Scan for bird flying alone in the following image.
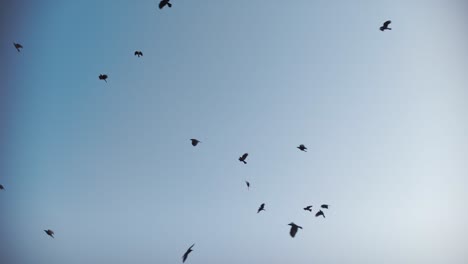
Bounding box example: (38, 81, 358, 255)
(190, 139, 201, 146)
(134, 51, 143, 57)
(159, 0, 172, 9)
(321, 204, 329, 209)
(257, 203, 265, 213)
(297, 144, 307, 152)
(315, 210, 325, 218)
(303, 205, 313, 212)
(99, 74, 108, 82)
(239, 153, 248, 164)
(44, 229, 54, 238)
(380, 20, 392, 31)
(13, 43, 23, 52)
(182, 244, 194, 263)
(288, 223, 302, 238)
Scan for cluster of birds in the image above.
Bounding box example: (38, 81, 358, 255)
(3, 1, 395, 262)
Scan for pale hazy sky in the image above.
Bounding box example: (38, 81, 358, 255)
(1, 1, 468, 263)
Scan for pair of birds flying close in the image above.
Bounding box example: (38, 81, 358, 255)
(304, 204, 329, 218)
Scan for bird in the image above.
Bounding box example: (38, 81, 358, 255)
(190, 139, 201, 146)
(297, 144, 307, 152)
(321, 204, 329, 209)
(99, 74, 108, 82)
(257, 203, 265, 213)
(239, 153, 248, 164)
(315, 210, 325, 218)
(182, 244, 194, 263)
(134, 51, 143, 57)
(303, 205, 313, 212)
(44, 229, 54, 238)
(245, 181, 250, 190)
(380, 20, 392, 31)
(288, 222, 302, 238)
(0, 184, 4, 190)
(13, 42, 23, 52)
(159, 0, 172, 9)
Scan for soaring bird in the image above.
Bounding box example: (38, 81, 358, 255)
(44, 229, 54, 238)
(303, 205, 313, 212)
(257, 203, 265, 213)
(239, 153, 248, 164)
(321, 204, 329, 209)
(245, 181, 250, 190)
(288, 223, 302, 238)
(13, 43, 23, 52)
(190, 139, 201, 146)
(99, 74, 108, 82)
(315, 210, 325, 218)
(182, 244, 194, 263)
(159, 0, 172, 9)
(0, 184, 4, 190)
(380, 20, 392, 31)
(297, 144, 307, 152)
(134, 51, 143, 57)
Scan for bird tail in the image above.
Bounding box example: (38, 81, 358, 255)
(167, 3, 172, 7)
(104, 79, 107, 83)
(243, 160, 247, 164)
(388, 28, 392, 30)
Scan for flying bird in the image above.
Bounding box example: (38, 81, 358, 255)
(245, 181, 250, 190)
(321, 204, 329, 209)
(257, 203, 265, 213)
(0, 184, 4, 190)
(99, 74, 108, 82)
(303, 205, 313, 212)
(182, 244, 194, 263)
(159, 0, 172, 9)
(13, 43, 23, 52)
(380, 20, 392, 31)
(134, 51, 143, 57)
(315, 210, 325, 218)
(239, 153, 248, 164)
(288, 222, 302, 238)
(297, 144, 307, 152)
(190, 139, 201, 146)
(44, 229, 54, 238)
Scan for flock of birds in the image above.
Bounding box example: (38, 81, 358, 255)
(3, 1, 394, 262)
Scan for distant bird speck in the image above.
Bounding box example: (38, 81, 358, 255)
(134, 51, 143, 57)
(44, 229, 54, 238)
(257, 203, 265, 213)
(321, 204, 329, 209)
(303, 205, 313, 212)
(380, 20, 392, 31)
(297, 144, 307, 152)
(13, 43, 23, 52)
(190, 139, 201, 146)
(239, 153, 248, 164)
(182, 244, 194, 263)
(245, 181, 250, 190)
(159, 0, 172, 9)
(0, 184, 4, 190)
(99, 74, 108, 82)
(315, 210, 325, 218)
(288, 222, 302, 238)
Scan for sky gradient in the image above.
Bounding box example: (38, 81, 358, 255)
(1, 0, 468, 263)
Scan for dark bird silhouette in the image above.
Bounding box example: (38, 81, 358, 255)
(288, 222, 302, 238)
(159, 0, 172, 9)
(257, 203, 265, 213)
(44, 229, 54, 238)
(297, 144, 307, 152)
(245, 180, 250, 190)
(239, 153, 248, 164)
(13, 43, 23, 52)
(315, 210, 325, 218)
(190, 139, 201, 146)
(99, 74, 108, 82)
(380, 20, 392, 31)
(303, 205, 313, 212)
(0, 184, 4, 190)
(134, 51, 143, 57)
(321, 204, 329, 209)
(182, 244, 194, 263)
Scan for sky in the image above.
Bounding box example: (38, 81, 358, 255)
(1, 0, 468, 263)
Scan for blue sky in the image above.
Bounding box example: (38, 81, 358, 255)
(1, 0, 468, 263)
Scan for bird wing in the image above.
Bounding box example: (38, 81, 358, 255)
(242, 153, 248, 159)
(290, 226, 298, 237)
(384, 20, 391, 27)
(134, 51, 138, 55)
(159, 1, 165, 9)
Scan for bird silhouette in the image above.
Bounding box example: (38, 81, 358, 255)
(44, 229, 54, 238)
(315, 210, 325, 218)
(257, 203, 265, 213)
(0, 184, 4, 190)
(134, 51, 143, 57)
(239, 153, 248, 164)
(380, 20, 392, 31)
(182, 244, 194, 263)
(99, 74, 108, 82)
(297, 144, 307, 152)
(288, 223, 302, 238)
(190, 139, 201, 146)
(13, 43, 23, 52)
(303, 205, 313, 212)
(321, 204, 329, 209)
(245, 181, 250, 190)
(159, 0, 172, 9)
